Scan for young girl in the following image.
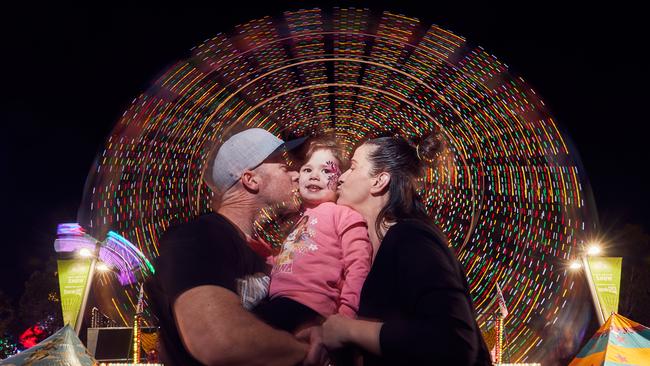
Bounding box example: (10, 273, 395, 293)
(254, 137, 373, 333)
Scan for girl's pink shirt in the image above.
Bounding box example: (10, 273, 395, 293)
(269, 201, 372, 318)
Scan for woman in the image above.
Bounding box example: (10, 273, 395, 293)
(309, 133, 492, 365)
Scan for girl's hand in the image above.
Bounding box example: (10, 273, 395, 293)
(321, 314, 353, 349)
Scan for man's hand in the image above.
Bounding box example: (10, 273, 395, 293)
(296, 326, 329, 366)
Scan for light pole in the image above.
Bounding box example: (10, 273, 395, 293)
(75, 242, 100, 334)
(571, 242, 605, 326)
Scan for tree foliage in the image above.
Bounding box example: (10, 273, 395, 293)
(614, 224, 650, 325)
(16, 256, 63, 337)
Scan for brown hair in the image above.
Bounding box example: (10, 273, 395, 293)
(363, 131, 444, 241)
(302, 134, 350, 171)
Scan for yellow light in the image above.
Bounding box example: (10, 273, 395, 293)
(96, 262, 110, 272)
(587, 244, 602, 256)
(569, 261, 582, 270)
(78, 248, 93, 258)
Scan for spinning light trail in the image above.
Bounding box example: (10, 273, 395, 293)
(77, 8, 596, 362)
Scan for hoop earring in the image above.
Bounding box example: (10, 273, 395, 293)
(416, 144, 435, 163)
(416, 144, 424, 161)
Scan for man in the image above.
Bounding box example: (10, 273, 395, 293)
(147, 128, 311, 365)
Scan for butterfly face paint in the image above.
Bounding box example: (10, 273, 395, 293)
(325, 160, 342, 191)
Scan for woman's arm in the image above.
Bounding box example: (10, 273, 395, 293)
(321, 314, 383, 355)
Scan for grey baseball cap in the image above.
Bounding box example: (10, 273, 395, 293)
(206, 128, 306, 193)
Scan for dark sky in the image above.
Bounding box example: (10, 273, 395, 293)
(1, 2, 647, 301)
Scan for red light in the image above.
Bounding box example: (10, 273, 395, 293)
(19, 325, 45, 349)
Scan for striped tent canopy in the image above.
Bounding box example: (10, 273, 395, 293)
(0, 325, 97, 366)
(569, 313, 650, 366)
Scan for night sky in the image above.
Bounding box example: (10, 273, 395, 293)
(1, 2, 647, 305)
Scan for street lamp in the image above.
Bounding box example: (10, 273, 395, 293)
(579, 241, 606, 325)
(78, 248, 93, 258)
(95, 262, 111, 272)
(587, 244, 602, 256)
(569, 261, 583, 271)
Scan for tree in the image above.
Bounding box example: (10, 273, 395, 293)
(614, 224, 650, 325)
(0, 291, 18, 358)
(0, 291, 14, 337)
(16, 255, 63, 338)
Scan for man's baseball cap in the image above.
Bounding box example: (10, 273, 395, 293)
(206, 128, 306, 193)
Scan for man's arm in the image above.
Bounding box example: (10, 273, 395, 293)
(174, 285, 307, 366)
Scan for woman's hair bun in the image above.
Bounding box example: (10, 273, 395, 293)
(414, 130, 443, 164)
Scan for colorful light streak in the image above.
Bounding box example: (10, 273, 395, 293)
(54, 224, 154, 285)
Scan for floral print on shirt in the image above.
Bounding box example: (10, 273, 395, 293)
(272, 215, 318, 273)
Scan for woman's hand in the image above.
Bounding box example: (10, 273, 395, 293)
(321, 314, 354, 349)
(322, 315, 384, 356)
